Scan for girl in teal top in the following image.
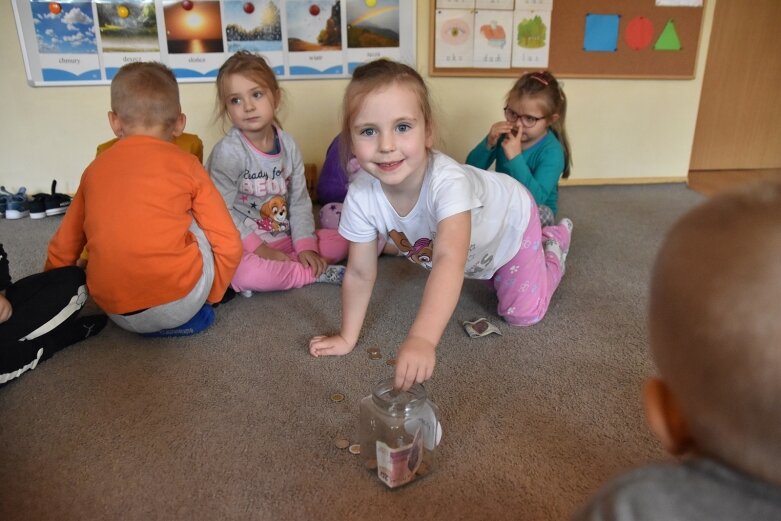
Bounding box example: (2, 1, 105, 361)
(466, 71, 572, 226)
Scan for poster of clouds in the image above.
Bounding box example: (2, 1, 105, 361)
(12, 0, 415, 86)
(32, 1, 98, 54)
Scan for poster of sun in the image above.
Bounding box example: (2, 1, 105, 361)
(12, 0, 415, 85)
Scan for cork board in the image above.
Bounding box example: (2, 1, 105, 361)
(430, 0, 705, 79)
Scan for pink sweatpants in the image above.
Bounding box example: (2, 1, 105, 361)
(231, 229, 348, 292)
(492, 204, 571, 326)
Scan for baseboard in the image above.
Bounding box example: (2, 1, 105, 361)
(560, 176, 687, 187)
(687, 168, 781, 196)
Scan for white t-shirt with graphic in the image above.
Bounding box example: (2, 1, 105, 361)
(340, 151, 532, 279)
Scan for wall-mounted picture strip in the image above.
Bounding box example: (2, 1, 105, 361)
(12, 0, 415, 86)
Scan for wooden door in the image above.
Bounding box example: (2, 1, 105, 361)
(688, 0, 781, 192)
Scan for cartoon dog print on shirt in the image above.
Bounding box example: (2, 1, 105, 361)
(389, 230, 434, 270)
(256, 195, 290, 234)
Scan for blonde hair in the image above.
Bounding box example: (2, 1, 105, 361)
(340, 58, 436, 166)
(649, 182, 781, 485)
(507, 70, 572, 178)
(110, 62, 181, 130)
(214, 51, 282, 131)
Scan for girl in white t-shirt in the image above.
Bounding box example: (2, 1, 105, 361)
(309, 59, 573, 391)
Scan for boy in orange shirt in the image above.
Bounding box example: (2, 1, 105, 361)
(45, 62, 242, 336)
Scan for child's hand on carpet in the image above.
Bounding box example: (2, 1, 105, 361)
(309, 335, 355, 357)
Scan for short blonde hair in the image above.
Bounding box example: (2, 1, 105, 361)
(649, 182, 781, 485)
(110, 62, 181, 130)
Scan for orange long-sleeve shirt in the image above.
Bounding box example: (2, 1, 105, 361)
(45, 135, 242, 314)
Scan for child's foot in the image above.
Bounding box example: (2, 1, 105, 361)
(54, 314, 108, 349)
(141, 304, 215, 338)
(558, 217, 573, 261)
(559, 217, 573, 234)
(239, 290, 253, 298)
(36, 314, 108, 362)
(316, 265, 346, 285)
(543, 239, 566, 274)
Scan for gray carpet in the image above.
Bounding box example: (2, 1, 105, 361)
(0, 184, 704, 521)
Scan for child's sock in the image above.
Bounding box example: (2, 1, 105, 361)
(543, 239, 566, 274)
(141, 304, 215, 338)
(558, 217, 574, 261)
(239, 290, 253, 298)
(316, 265, 346, 285)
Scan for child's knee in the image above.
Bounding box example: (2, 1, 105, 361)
(498, 297, 549, 327)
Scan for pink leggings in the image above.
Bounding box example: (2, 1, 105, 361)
(231, 229, 348, 292)
(492, 204, 571, 326)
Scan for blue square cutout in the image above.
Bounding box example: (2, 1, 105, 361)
(584, 14, 620, 52)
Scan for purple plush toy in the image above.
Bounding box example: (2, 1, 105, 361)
(319, 202, 343, 230)
(316, 135, 361, 205)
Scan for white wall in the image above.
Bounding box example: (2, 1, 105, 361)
(0, 2, 715, 195)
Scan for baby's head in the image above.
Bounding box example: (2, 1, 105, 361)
(648, 182, 781, 485)
(109, 62, 182, 139)
(215, 51, 281, 130)
(340, 59, 436, 165)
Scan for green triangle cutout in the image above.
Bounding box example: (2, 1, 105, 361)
(655, 19, 681, 51)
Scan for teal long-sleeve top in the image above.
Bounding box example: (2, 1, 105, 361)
(465, 130, 565, 215)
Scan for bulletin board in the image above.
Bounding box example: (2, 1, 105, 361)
(431, 0, 705, 79)
(12, 0, 415, 86)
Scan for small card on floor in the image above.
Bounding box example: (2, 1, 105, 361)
(462, 318, 502, 338)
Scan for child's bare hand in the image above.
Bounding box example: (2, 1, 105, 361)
(298, 250, 327, 278)
(0, 294, 12, 324)
(254, 243, 289, 262)
(488, 121, 514, 149)
(309, 335, 355, 357)
(500, 121, 523, 160)
(394, 336, 436, 392)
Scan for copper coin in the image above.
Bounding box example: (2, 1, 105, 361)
(330, 392, 345, 402)
(334, 438, 350, 449)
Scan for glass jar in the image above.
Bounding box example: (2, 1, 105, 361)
(358, 378, 442, 488)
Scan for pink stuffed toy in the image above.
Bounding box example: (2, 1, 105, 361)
(319, 202, 343, 230)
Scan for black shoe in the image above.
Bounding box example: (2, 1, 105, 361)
(29, 180, 71, 219)
(29, 193, 47, 219)
(44, 180, 71, 216)
(213, 286, 236, 308)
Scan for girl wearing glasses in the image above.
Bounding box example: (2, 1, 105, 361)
(309, 59, 573, 391)
(466, 71, 572, 227)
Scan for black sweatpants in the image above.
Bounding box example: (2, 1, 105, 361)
(0, 266, 103, 386)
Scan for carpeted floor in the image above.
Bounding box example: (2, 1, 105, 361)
(0, 184, 704, 521)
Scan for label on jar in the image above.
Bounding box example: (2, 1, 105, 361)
(375, 428, 423, 488)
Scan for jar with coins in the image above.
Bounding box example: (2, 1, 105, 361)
(358, 378, 442, 488)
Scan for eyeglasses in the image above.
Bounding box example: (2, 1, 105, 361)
(503, 106, 545, 128)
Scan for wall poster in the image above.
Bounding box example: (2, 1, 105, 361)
(12, 0, 416, 86)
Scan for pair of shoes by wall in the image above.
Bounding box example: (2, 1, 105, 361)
(29, 180, 71, 219)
